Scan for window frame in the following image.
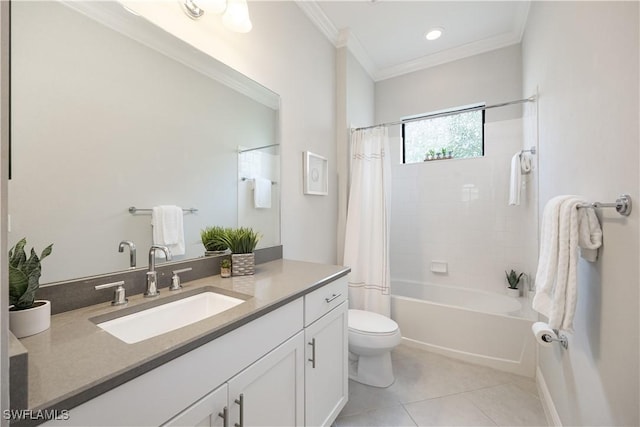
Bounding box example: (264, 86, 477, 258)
(401, 105, 486, 164)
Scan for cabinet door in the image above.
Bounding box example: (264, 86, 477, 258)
(163, 384, 228, 427)
(228, 332, 305, 427)
(305, 301, 348, 427)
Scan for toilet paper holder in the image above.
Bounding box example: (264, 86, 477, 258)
(541, 331, 569, 349)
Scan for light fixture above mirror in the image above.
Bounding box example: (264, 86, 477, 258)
(181, 0, 252, 33)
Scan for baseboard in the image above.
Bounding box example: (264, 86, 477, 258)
(536, 365, 562, 426)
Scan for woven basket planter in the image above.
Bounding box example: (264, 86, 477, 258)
(231, 253, 255, 276)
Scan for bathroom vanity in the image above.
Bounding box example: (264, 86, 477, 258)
(13, 260, 349, 427)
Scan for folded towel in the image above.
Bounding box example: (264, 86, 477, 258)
(578, 207, 603, 262)
(508, 153, 522, 205)
(532, 196, 601, 331)
(253, 176, 272, 209)
(151, 205, 185, 257)
(509, 152, 534, 206)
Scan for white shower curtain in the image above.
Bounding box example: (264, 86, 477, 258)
(344, 126, 392, 317)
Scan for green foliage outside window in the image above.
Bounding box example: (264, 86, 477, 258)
(403, 109, 484, 164)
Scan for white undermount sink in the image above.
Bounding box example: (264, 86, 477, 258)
(96, 291, 244, 344)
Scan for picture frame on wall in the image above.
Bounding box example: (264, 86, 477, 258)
(303, 151, 328, 195)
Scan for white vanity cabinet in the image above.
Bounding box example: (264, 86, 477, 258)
(303, 278, 349, 427)
(227, 332, 304, 426)
(42, 274, 349, 427)
(164, 332, 305, 427)
(163, 384, 228, 427)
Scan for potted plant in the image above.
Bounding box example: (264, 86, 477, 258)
(220, 227, 261, 276)
(220, 258, 231, 278)
(505, 269, 524, 297)
(425, 149, 436, 161)
(201, 226, 232, 255)
(9, 238, 53, 338)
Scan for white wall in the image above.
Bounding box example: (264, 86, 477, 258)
(336, 47, 375, 263)
(376, 44, 523, 124)
(376, 45, 537, 291)
(522, 2, 639, 425)
(124, 0, 338, 264)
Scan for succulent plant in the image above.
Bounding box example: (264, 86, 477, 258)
(505, 269, 524, 289)
(9, 238, 53, 310)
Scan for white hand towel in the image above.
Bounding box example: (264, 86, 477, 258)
(151, 205, 185, 256)
(508, 153, 522, 206)
(520, 153, 532, 174)
(578, 208, 602, 262)
(253, 177, 272, 209)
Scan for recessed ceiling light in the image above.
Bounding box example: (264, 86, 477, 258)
(425, 28, 444, 41)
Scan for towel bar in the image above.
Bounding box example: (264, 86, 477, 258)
(241, 177, 278, 185)
(577, 194, 631, 216)
(520, 146, 536, 155)
(128, 207, 198, 214)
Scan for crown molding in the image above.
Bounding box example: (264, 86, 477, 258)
(373, 31, 522, 81)
(296, 0, 528, 83)
(295, 1, 339, 44)
(337, 29, 377, 79)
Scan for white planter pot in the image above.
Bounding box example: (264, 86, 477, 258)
(9, 300, 51, 338)
(506, 288, 520, 298)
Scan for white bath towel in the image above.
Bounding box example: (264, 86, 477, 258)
(253, 176, 272, 209)
(532, 196, 594, 331)
(151, 205, 185, 257)
(508, 153, 522, 205)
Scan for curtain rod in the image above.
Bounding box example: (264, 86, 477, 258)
(351, 95, 536, 133)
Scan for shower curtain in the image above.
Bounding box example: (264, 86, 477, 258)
(344, 126, 392, 317)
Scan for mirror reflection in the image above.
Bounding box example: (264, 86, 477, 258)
(9, 1, 281, 284)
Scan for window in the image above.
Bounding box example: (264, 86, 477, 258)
(402, 106, 485, 164)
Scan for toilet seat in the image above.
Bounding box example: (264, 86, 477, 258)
(348, 309, 399, 335)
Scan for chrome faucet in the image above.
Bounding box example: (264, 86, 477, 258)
(145, 245, 172, 298)
(118, 240, 137, 268)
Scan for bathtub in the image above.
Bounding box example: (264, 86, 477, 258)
(390, 280, 537, 377)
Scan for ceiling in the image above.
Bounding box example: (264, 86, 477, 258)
(296, 1, 531, 81)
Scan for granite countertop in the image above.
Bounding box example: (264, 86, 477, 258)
(16, 259, 350, 413)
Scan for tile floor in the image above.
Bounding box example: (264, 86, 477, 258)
(335, 344, 547, 427)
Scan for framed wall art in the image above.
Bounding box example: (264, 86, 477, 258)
(303, 151, 328, 195)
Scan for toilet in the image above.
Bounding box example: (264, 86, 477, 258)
(348, 309, 402, 388)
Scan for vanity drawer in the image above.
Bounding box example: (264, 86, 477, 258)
(304, 276, 348, 326)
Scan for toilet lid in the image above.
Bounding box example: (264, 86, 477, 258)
(348, 309, 398, 334)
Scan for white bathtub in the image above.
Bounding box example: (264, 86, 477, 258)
(390, 280, 537, 377)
